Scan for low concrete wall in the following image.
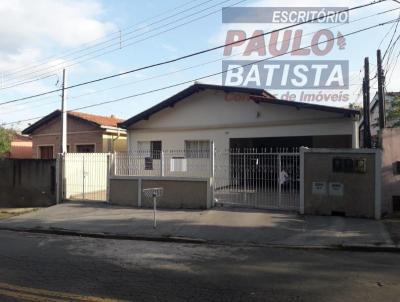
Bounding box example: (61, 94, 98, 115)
(301, 148, 380, 219)
(109, 176, 211, 209)
(0, 158, 56, 207)
(381, 128, 400, 215)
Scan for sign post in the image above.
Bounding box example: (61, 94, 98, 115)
(143, 187, 164, 228)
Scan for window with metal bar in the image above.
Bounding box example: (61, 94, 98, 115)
(184, 140, 210, 158)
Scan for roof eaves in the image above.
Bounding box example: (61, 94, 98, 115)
(22, 110, 110, 135)
(250, 96, 360, 116)
(119, 84, 274, 128)
(22, 110, 60, 135)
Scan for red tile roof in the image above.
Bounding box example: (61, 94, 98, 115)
(69, 111, 123, 127)
(22, 110, 125, 134)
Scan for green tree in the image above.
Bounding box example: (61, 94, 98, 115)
(0, 127, 14, 156)
(386, 96, 400, 127)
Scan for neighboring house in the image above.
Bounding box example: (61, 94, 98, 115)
(22, 110, 127, 159)
(370, 92, 400, 135)
(359, 91, 400, 146)
(381, 128, 400, 215)
(119, 83, 360, 153)
(7, 134, 32, 159)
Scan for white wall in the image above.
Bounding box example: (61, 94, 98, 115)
(128, 89, 358, 151)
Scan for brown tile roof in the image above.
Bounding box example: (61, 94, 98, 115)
(68, 111, 123, 127)
(22, 110, 124, 134)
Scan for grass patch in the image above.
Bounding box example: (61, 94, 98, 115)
(0, 208, 40, 220)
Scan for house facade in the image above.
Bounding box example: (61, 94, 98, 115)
(119, 84, 360, 153)
(381, 128, 400, 215)
(23, 110, 127, 159)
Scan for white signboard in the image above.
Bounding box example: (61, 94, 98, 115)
(170, 158, 187, 172)
(329, 182, 344, 196)
(312, 182, 327, 195)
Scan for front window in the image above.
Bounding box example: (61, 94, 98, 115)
(76, 144, 95, 153)
(185, 140, 210, 158)
(138, 140, 162, 159)
(39, 146, 53, 159)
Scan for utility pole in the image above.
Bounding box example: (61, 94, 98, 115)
(362, 57, 372, 148)
(61, 69, 67, 153)
(377, 49, 386, 130)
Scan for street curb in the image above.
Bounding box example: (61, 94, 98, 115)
(0, 227, 207, 245)
(0, 226, 399, 253)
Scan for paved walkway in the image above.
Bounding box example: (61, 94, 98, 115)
(0, 202, 395, 248)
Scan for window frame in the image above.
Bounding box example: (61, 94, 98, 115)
(137, 140, 162, 159)
(37, 145, 54, 159)
(75, 143, 96, 153)
(184, 140, 210, 159)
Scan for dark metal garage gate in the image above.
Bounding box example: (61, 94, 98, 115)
(213, 148, 300, 210)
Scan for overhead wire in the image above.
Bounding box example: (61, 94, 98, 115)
(0, 0, 389, 107)
(2, 16, 398, 126)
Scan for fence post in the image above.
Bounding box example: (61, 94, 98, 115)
(82, 154, 85, 200)
(160, 151, 164, 177)
(113, 151, 117, 176)
(138, 178, 142, 207)
(299, 147, 305, 214)
(56, 153, 62, 204)
(278, 153, 282, 208)
(106, 153, 111, 203)
(244, 150, 247, 204)
(210, 141, 215, 207)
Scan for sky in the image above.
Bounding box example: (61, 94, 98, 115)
(0, 0, 399, 130)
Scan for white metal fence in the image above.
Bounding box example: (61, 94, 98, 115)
(60, 149, 300, 210)
(114, 150, 211, 178)
(112, 148, 300, 210)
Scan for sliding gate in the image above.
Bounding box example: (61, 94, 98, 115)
(214, 150, 300, 210)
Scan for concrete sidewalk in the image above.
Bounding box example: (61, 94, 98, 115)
(0, 202, 395, 249)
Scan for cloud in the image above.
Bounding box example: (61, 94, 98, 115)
(0, 0, 120, 128)
(0, 0, 115, 52)
(0, 0, 116, 74)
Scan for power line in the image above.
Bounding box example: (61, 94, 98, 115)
(2, 17, 397, 127)
(385, 34, 400, 84)
(0, 0, 389, 107)
(0, 0, 241, 91)
(5, 4, 395, 115)
(1, 0, 238, 87)
(1, 0, 211, 78)
(73, 19, 399, 111)
(383, 10, 400, 59)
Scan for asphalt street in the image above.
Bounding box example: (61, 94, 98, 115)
(0, 230, 399, 302)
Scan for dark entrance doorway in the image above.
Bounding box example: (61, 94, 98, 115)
(230, 135, 352, 151)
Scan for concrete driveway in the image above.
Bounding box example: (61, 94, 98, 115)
(0, 202, 394, 248)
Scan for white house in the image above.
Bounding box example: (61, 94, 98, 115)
(119, 83, 360, 152)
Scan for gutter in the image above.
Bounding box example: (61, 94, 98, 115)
(100, 125, 127, 135)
